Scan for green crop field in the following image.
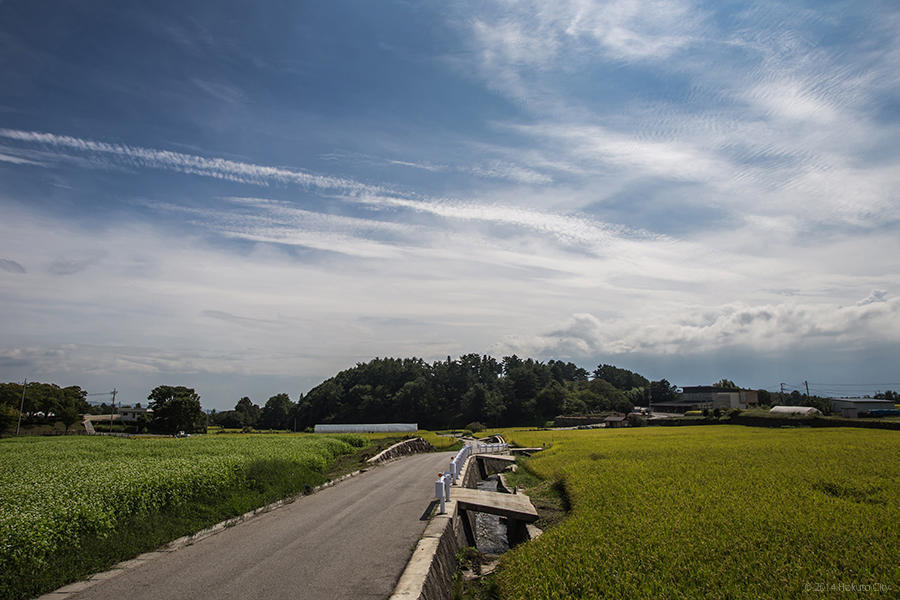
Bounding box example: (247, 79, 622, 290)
(492, 426, 898, 599)
(0, 434, 364, 599)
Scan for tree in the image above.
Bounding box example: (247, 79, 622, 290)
(649, 379, 679, 404)
(148, 386, 205, 434)
(593, 364, 649, 391)
(58, 402, 80, 433)
(713, 378, 737, 389)
(0, 405, 18, 434)
(235, 397, 261, 428)
(211, 410, 245, 429)
(260, 393, 295, 430)
(535, 382, 566, 423)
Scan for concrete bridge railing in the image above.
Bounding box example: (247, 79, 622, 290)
(434, 442, 508, 514)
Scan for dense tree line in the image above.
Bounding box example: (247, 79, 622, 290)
(8, 359, 829, 435)
(0, 381, 89, 432)
(292, 354, 650, 429)
(208, 393, 297, 430)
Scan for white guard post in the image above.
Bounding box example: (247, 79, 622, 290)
(435, 474, 446, 514)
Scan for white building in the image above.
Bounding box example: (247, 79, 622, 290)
(770, 405, 821, 416)
(313, 423, 417, 433)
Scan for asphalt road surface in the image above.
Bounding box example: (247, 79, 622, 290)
(68, 451, 454, 600)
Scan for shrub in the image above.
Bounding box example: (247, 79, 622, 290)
(626, 414, 647, 427)
(465, 421, 485, 433)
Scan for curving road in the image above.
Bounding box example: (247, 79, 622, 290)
(66, 451, 453, 600)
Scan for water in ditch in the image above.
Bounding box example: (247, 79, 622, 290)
(473, 475, 510, 554)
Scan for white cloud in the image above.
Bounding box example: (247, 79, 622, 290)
(0, 151, 43, 166)
(0, 128, 381, 194)
(468, 161, 553, 184)
(471, 0, 698, 68)
(504, 295, 900, 359)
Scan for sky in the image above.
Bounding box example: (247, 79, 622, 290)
(1, 0, 899, 410)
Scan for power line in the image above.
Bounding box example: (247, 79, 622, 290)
(808, 382, 900, 386)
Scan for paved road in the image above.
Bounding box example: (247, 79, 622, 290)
(69, 451, 453, 600)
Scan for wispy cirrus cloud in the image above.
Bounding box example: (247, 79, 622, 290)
(0, 128, 381, 194)
(2, 128, 643, 250)
(451, 0, 900, 233)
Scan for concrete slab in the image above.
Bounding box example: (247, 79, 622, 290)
(474, 454, 516, 462)
(509, 447, 544, 454)
(452, 488, 538, 522)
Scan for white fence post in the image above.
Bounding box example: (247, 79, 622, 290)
(435, 476, 446, 514)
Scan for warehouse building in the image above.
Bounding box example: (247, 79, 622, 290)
(653, 386, 758, 414)
(829, 398, 894, 418)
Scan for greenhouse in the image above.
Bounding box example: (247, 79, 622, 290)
(313, 423, 418, 433)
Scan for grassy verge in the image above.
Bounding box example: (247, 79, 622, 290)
(0, 436, 397, 599)
(2, 431, 453, 599)
(502, 457, 569, 530)
(10, 458, 329, 599)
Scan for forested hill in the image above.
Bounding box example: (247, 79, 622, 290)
(295, 354, 653, 429)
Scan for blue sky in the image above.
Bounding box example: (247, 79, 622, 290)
(1, 0, 899, 409)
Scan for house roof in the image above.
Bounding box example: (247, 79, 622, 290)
(682, 386, 740, 393)
(604, 415, 627, 422)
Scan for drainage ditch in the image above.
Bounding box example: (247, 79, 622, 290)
(472, 475, 510, 554)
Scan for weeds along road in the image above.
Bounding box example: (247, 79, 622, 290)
(67, 451, 455, 600)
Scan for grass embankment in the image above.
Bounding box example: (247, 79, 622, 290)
(0, 434, 373, 600)
(488, 426, 898, 599)
(358, 429, 464, 451)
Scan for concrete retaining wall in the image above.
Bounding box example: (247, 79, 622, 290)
(553, 415, 607, 427)
(390, 455, 477, 600)
(367, 437, 435, 464)
(391, 450, 537, 600)
(479, 456, 515, 477)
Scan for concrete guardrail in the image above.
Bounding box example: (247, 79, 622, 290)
(434, 443, 508, 514)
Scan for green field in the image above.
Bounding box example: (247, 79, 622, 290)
(0, 434, 365, 599)
(492, 426, 898, 599)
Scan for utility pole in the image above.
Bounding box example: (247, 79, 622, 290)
(780, 383, 785, 404)
(804, 381, 810, 402)
(109, 388, 118, 433)
(15, 378, 26, 436)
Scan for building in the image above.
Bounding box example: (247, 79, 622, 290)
(770, 405, 821, 416)
(652, 386, 758, 414)
(604, 415, 627, 428)
(313, 423, 418, 433)
(681, 386, 758, 410)
(829, 398, 894, 418)
(118, 407, 152, 422)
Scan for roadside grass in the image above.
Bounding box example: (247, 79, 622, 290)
(354, 430, 464, 451)
(9, 458, 329, 599)
(0, 435, 366, 600)
(502, 458, 569, 531)
(1, 429, 455, 599)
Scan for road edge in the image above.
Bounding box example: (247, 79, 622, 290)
(36, 468, 367, 600)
